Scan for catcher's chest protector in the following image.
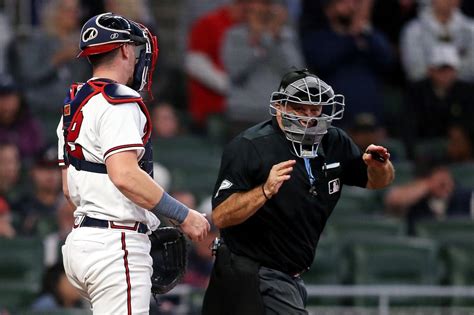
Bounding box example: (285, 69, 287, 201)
(62, 79, 154, 176)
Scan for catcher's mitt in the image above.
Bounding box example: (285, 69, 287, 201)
(149, 227, 187, 295)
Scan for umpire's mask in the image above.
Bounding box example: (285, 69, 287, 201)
(270, 69, 345, 158)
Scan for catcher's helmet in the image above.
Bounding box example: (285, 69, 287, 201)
(78, 13, 158, 93)
(270, 69, 345, 158)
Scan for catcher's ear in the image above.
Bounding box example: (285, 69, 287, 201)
(120, 44, 132, 60)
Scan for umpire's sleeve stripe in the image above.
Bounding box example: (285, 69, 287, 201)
(104, 144, 144, 160)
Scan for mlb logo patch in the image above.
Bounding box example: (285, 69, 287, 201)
(64, 104, 71, 116)
(328, 178, 340, 194)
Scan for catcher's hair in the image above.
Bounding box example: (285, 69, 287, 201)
(88, 48, 121, 69)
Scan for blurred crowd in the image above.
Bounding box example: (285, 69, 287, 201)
(0, 0, 474, 313)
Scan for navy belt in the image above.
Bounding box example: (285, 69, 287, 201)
(76, 216, 148, 234)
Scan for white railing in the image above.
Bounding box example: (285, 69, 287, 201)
(306, 285, 474, 315)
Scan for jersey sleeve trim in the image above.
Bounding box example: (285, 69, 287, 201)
(104, 143, 145, 160)
(58, 159, 65, 167)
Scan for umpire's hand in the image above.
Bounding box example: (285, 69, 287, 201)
(363, 144, 395, 189)
(263, 160, 296, 199)
(363, 144, 390, 167)
(181, 209, 210, 242)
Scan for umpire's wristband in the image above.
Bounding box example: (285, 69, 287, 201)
(151, 192, 189, 224)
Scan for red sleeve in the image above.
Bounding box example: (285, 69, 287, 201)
(189, 18, 213, 53)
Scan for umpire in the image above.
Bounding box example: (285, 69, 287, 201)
(202, 69, 395, 314)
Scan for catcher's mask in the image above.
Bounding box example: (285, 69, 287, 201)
(270, 69, 345, 158)
(78, 12, 158, 94)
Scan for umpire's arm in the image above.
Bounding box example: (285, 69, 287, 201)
(213, 160, 295, 228)
(363, 144, 395, 189)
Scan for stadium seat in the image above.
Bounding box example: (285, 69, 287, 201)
(445, 241, 474, 306)
(206, 114, 229, 145)
(153, 136, 222, 200)
(349, 237, 441, 306)
(413, 138, 448, 162)
(303, 237, 347, 285)
(153, 135, 222, 168)
(381, 138, 407, 162)
(330, 186, 380, 219)
(0, 237, 44, 310)
(391, 161, 415, 185)
(0, 286, 39, 312)
(303, 237, 348, 305)
(446, 242, 474, 285)
(449, 162, 474, 189)
(171, 164, 220, 201)
(415, 220, 474, 298)
(351, 237, 439, 284)
(415, 219, 474, 240)
(325, 216, 405, 240)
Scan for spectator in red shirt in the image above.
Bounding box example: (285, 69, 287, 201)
(185, 0, 246, 128)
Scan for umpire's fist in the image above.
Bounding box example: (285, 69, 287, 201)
(362, 144, 390, 168)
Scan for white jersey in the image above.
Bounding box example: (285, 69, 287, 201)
(57, 86, 159, 230)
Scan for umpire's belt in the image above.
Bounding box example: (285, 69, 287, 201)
(216, 239, 308, 279)
(75, 216, 148, 234)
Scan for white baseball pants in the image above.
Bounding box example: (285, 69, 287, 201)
(62, 227, 152, 314)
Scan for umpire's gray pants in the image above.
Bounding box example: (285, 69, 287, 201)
(259, 266, 308, 315)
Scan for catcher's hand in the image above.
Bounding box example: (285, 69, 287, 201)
(180, 209, 210, 241)
(149, 227, 187, 295)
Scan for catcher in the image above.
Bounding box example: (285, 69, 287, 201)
(202, 69, 394, 314)
(57, 13, 209, 314)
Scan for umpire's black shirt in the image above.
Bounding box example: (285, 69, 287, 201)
(212, 118, 368, 275)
